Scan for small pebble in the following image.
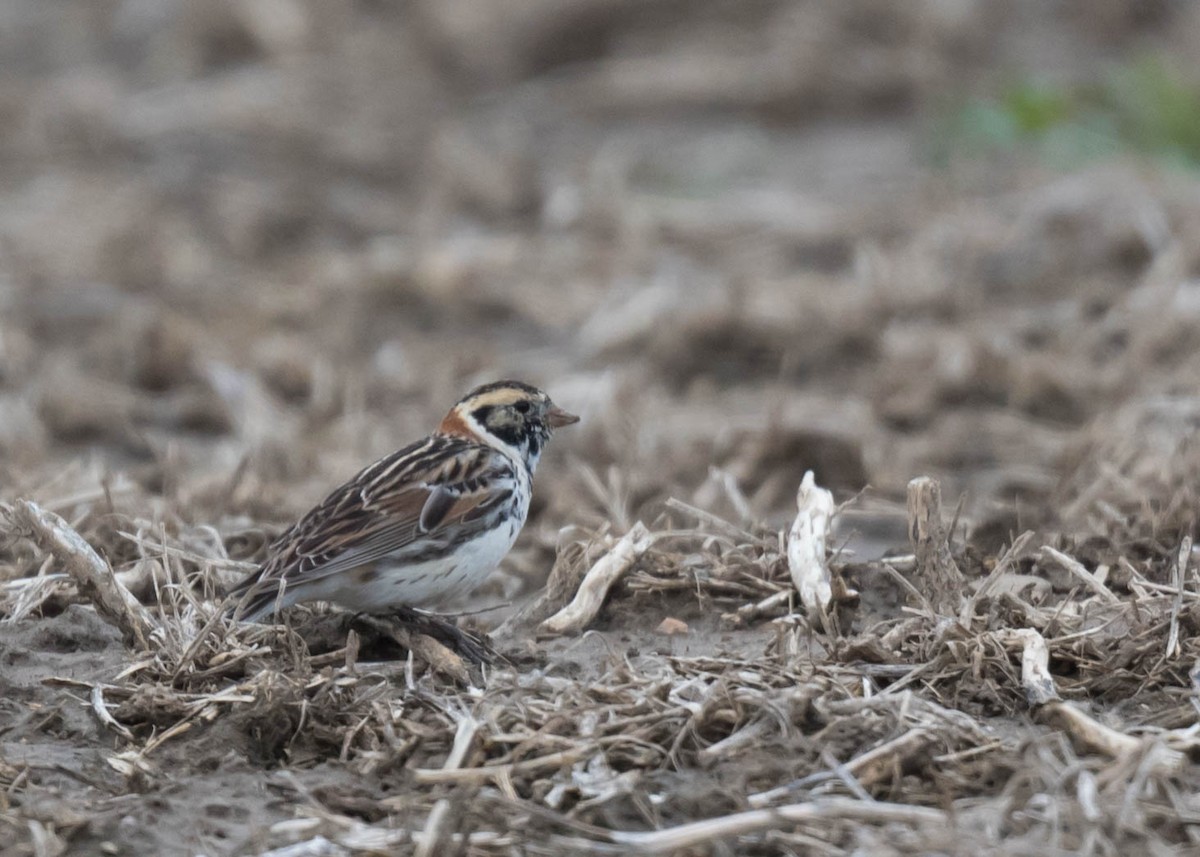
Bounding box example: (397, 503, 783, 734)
(655, 617, 688, 636)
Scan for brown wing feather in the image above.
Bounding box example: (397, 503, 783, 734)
(227, 435, 514, 614)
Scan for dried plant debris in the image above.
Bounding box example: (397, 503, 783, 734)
(5, 460, 1200, 856)
(1057, 395, 1200, 543)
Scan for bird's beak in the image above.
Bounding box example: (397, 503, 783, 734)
(546, 405, 580, 428)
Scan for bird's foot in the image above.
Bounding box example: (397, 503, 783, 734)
(350, 608, 500, 667)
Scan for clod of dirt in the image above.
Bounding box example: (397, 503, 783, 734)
(655, 617, 688, 635)
(115, 685, 195, 729)
(229, 672, 307, 765)
(29, 603, 123, 654)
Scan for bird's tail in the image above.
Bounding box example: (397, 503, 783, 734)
(222, 572, 284, 623)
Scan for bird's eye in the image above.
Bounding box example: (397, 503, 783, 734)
(513, 401, 531, 414)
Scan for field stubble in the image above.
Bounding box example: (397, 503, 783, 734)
(5, 2, 1200, 855)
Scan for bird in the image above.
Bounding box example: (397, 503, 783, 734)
(227, 380, 579, 626)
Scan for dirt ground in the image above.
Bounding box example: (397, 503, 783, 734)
(5, 2, 1200, 855)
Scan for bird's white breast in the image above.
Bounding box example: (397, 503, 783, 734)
(318, 461, 532, 611)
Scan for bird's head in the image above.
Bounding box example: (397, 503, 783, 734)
(438, 380, 579, 472)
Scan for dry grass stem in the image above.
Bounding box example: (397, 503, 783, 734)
(1043, 703, 1143, 760)
(1004, 628, 1060, 705)
(539, 522, 653, 635)
(844, 727, 935, 788)
(257, 837, 346, 857)
(1038, 546, 1120, 604)
(1166, 537, 1192, 659)
(961, 530, 1036, 623)
(725, 589, 793, 626)
(3, 499, 157, 648)
(597, 797, 948, 854)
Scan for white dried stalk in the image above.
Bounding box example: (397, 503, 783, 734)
(1038, 546, 1119, 604)
(1076, 770, 1102, 823)
(413, 748, 589, 785)
(257, 837, 347, 857)
(698, 721, 771, 764)
(1004, 629, 1182, 770)
(1047, 703, 1141, 759)
(1190, 657, 1200, 718)
(413, 804, 451, 857)
(787, 471, 834, 614)
(747, 726, 935, 809)
(5, 500, 157, 649)
(540, 522, 653, 636)
(598, 797, 947, 854)
(724, 590, 791, 626)
(90, 685, 135, 741)
(415, 714, 476, 857)
(844, 727, 934, 787)
(1003, 628, 1059, 706)
(2, 565, 67, 623)
(1166, 537, 1191, 660)
(443, 713, 479, 771)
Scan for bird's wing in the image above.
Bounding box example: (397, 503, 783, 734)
(229, 437, 517, 604)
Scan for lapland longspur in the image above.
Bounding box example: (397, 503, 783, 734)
(228, 381, 578, 624)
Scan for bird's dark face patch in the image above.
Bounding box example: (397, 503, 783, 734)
(472, 401, 545, 452)
(440, 381, 577, 473)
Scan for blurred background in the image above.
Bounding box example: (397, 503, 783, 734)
(4, 0, 1200, 572)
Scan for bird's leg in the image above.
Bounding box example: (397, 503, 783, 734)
(350, 607, 498, 666)
(390, 606, 499, 666)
